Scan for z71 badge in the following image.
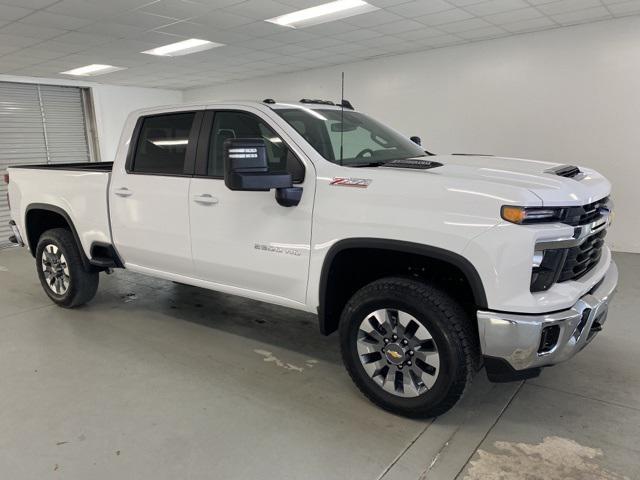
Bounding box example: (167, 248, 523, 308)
(330, 177, 372, 188)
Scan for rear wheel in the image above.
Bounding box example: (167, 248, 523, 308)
(36, 228, 99, 308)
(339, 277, 476, 417)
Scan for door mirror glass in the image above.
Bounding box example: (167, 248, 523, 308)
(224, 138, 293, 191)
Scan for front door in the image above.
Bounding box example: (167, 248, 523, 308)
(189, 108, 314, 305)
(110, 110, 202, 276)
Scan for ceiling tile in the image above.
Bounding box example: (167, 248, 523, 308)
(608, 0, 640, 16)
(19, 10, 96, 29)
(369, 0, 420, 6)
(12, 46, 68, 60)
(113, 11, 181, 29)
(414, 33, 465, 47)
(447, 0, 484, 6)
(358, 34, 405, 47)
(0, 0, 58, 7)
(483, 7, 544, 25)
(388, 0, 454, 17)
(395, 25, 447, 40)
(196, 9, 255, 28)
(223, 0, 294, 19)
(303, 20, 356, 35)
(464, 0, 529, 16)
(0, 33, 42, 48)
(340, 9, 404, 27)
(333, 28, 384, 42)
(415, 8, 475, 26)
(537, 0, 602, 15)
(551, 6, 611, 24)
(77, 22, 147, 38)
(137, 0, 213, 20)
(53, 31, 118, 47)
(502, 16, 556, 32)
(263, 29, 319, 44)
(438, 17, 493, 33)
(457, 24, 507, 39)
(44, 0, 124, 20)
(0, 21, 67, 40)
(0, 4, 33, 21)
(371, 18, 427, 34)
(295, 36, 344, 48)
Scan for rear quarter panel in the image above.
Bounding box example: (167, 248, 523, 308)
(8, 167, 111, 258)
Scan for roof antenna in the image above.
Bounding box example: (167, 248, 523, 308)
(340, 71, 344, 166)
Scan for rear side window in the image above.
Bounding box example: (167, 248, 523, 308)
(132, 113, 195, 175)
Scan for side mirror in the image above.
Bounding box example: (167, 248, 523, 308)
(223, 138, 303, 207)
(410, 136, 421, 146)
(224, 138, 292, 191)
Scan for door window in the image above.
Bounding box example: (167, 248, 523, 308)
(207, 111, 304, 182)
(132, 112, 195, 175)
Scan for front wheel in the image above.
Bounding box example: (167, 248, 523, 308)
(36, 228, 99, 308)
(339, 277, 477, 417)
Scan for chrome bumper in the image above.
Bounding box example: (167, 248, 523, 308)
(477, 260, 618, 371)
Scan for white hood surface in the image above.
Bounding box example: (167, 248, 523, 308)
(425, 154, 611, 206)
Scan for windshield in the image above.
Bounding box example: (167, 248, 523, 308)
(274, 107, 426, 166)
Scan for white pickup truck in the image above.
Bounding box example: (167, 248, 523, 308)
(6, 99, 617, 417)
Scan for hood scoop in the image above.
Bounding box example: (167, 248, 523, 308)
(545, 165, 584, 179)
(381, 158, 443, 170)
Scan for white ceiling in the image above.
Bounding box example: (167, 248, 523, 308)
(0, 0, 638, 89)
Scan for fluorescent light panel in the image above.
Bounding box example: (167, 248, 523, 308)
(61, 64, 126, 76)
(142, 38, 224, 57)
(265, 0, 378, 28)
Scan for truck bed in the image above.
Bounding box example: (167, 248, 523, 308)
(9, 162, 113, 172)
(7, 164, 113, 259)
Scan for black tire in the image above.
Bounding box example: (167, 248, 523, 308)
(35, 228, 99, 308)
(339, 277, 477, 418)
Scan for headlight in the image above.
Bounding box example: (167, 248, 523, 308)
(501, 206, 565, 224)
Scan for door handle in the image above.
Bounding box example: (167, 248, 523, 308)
(193, 193, 219, 205)
(114, 187, 133, 197)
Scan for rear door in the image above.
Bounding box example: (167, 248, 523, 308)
(188, 106, 314, 304)
(109, 109, 203, 276)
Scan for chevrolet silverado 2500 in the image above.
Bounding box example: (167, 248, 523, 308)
(6, 99, 617, 417)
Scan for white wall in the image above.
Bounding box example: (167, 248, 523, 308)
(0, 75, 182, 165)
(91, 84, 182, 162)
(185, 16, 640, 253)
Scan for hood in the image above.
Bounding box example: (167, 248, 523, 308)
(421, 154, 611, 206)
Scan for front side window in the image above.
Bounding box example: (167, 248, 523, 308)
(274, 107, 425, 166)
(208, 111, 304, 182)
(132, 112, 195, 175)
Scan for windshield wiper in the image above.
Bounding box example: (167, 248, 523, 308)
(349, 161, 390, 168)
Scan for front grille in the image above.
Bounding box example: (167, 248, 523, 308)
(563, 196, 609, 226)
(558, 229, 606, 282)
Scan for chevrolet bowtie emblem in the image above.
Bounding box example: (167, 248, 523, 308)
(387, 350, 402, 360)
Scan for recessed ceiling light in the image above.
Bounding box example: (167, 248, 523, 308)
(61, 64, 126, 76)
(265, 0, 378, 28)
(141, 38, 224, 57)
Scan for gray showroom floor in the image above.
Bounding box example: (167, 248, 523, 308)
(0, 247, 638, 480)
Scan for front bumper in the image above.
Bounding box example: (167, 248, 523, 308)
(477, 260, 618, 374)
